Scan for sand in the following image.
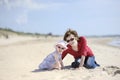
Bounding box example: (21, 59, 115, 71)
(0, 36, 120, 80)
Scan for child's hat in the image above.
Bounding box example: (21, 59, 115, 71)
(56, 40, 67, 49)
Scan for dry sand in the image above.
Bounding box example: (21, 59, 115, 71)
(0, 36, 120, 80)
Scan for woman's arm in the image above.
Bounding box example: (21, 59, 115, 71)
(79, 55, 85, 67)
(79, 37, 87, 56)
(62, 50, 68, 60)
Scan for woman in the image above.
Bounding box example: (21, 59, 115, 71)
(62, 29, 100, 69)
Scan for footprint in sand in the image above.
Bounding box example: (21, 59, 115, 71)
(102, 65, 120, 76)
(114, 70, 120, 76)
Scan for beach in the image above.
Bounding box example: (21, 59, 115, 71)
(0, 36, 120, 80)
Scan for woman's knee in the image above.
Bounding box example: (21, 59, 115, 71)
(71, 62, 80, 68)
(85, 62, 96, 69)
(85, 57, 96, 68)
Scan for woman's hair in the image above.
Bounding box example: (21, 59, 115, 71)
(63, 29, 79, 41)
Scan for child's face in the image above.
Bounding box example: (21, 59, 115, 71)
(56, 44, 66, 53)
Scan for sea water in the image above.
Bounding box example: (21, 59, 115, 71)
(108, 39, 120, 48)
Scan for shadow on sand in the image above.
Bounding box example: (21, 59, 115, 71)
(31, 65, 72, 73)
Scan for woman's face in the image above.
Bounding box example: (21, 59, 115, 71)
(66, 34, 77, 46)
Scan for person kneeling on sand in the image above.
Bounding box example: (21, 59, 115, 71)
(62, 29, 100, 69)
(39, 40, 67, 70)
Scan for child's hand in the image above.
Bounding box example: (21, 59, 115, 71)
(55, 67, 61, 70)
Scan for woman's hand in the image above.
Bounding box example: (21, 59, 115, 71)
(79, 55, 85, 67)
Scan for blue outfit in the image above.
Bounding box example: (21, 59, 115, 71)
(71, 56, 100, 69)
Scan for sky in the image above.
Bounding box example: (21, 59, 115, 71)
(0, 0, 120, 36)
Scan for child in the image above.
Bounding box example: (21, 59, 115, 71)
(39, 40, 67, 70)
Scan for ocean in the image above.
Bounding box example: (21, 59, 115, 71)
(108, 39, 120, 48)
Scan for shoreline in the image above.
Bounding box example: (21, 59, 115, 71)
(108, 39, 120, 48)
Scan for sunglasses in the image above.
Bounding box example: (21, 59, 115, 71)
(66, 38, 74, 43)
(57, 46, 65, 50)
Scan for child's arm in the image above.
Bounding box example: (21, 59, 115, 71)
(54, 54, 61, 70)
(60, 59, 64, 69)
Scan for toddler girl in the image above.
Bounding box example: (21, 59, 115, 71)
(39, 40, 67, 70)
